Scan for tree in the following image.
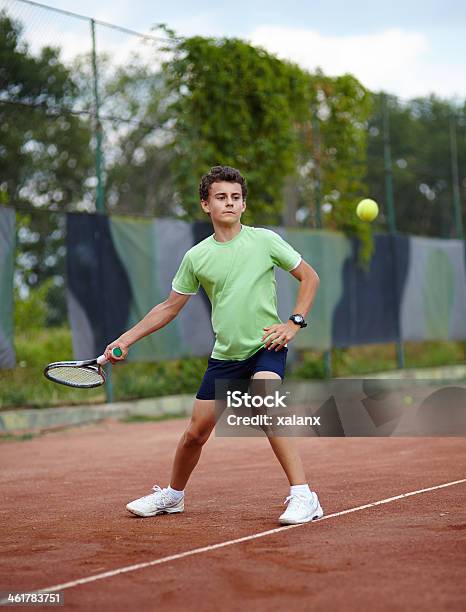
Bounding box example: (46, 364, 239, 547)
(0, 12, 93, 322)
(161, 35, 374, 259)
(0, 13, 93, 212)
(366, 94, 465, 238)
(101, 61, 177, 216)
(162, 35, 314, 225)
(305, 71, 373, 259)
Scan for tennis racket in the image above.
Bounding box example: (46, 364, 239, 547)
(44, 347, 123, 388)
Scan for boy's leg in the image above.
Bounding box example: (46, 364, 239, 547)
(251, 369, 323, 524)
(126, 398, 216, 517)
(170, 398, 216, 490)
(251, 370, 306, 485)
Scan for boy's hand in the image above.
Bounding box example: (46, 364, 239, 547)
(104, 340, 129, 363)
(261, 321, 300, 351)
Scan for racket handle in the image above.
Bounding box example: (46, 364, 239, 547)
(96, 347, 123, 365)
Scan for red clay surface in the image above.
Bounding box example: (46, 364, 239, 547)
(1, 418, 466, 611)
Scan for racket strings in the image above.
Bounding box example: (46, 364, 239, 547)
(46, 365, 104, 387)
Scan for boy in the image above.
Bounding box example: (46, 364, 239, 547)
(105, 166, 323, 525)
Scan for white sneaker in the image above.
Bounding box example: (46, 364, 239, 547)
(279, 491, 323, 525)
(126, 485, 184, 517)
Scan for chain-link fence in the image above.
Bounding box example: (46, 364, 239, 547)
(367, 93, 465, 239)
(0, 0, 177, 364)
(1, 0, 176, 218)
(2, 0, 465, 228)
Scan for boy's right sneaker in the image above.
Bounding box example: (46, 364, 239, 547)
(279, 491, 323, 525)
(126, 485, 184, 517)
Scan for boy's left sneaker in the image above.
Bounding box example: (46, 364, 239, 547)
(279, 491, 324, 525)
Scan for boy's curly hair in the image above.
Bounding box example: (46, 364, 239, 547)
(199, 166, 248, 201)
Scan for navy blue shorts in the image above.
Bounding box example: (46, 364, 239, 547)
(196, 347, 288, 400)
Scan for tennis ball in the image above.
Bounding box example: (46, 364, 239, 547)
(356, 198, 379, 222)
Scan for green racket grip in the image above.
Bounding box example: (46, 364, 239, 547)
(112, 347, 123, 358)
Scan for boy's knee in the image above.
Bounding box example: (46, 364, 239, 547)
(183, 426, 212, 448)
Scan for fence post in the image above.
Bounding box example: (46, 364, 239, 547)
(382, 93, 405, 370)
(312, 108, 332, 377)
(449, 113, 464, 240)
(91, 19, 105, 214)
(91, 19, 113, 403)
(448, 113, 466, 360)
(312, 111, 323, 230)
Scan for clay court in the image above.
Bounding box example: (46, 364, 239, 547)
(1, 418, 465, 611)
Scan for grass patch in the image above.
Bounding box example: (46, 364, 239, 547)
(0, 326, 206, 410)
(1, 327, 464, 409)
(290, 341, 465, 378)
(120, 412, 188, 423)
(0, 432, 35, 442)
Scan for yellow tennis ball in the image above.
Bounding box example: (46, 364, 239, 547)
(356, 198, 379, 222)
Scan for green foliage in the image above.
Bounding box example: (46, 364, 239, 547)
(366, 94, 465, 238)
(161, 35, 374, 260)
(120, 413, 187, 423)
(2, 12, 380, 264)
(0, 14, 93, 211)
(114, 359, 205, 400)
(0, 326, 207, 409)
(14, 278, 52, 330)
(331, 341, 465, 375)
(13, 325, 72, 365)
(0, 432, 35, 442)
(163, 36, 314, 225)
(0, 326, 89, 409)
(1, 327, 464, 410)
(289, 340, 466, 380)
(72, 52, 178, 217)
(0, 13, 93, 295)
(3, 9, 464, 303)
(308, 72, 374, 261)
(287, 351, 326, 379)
(13, 210, 68, 327)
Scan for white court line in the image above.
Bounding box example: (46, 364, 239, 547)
(7, 478, 466, 598)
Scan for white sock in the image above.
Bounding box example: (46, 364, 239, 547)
(167, 485, 184, 501)
(290, 484, 312, 499)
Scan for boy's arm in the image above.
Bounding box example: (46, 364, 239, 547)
(261, 260, 320, 351)
(288, 259, 320, 317)
(104, 290, 191, 362)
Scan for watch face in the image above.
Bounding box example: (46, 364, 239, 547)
(294, 315, 303, 323)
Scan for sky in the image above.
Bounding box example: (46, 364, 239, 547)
(4, 0, 466, 100)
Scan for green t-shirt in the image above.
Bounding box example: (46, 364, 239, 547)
(172, 225, 301, 360)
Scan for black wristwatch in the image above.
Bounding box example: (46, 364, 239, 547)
(289, 314, 307, 328)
